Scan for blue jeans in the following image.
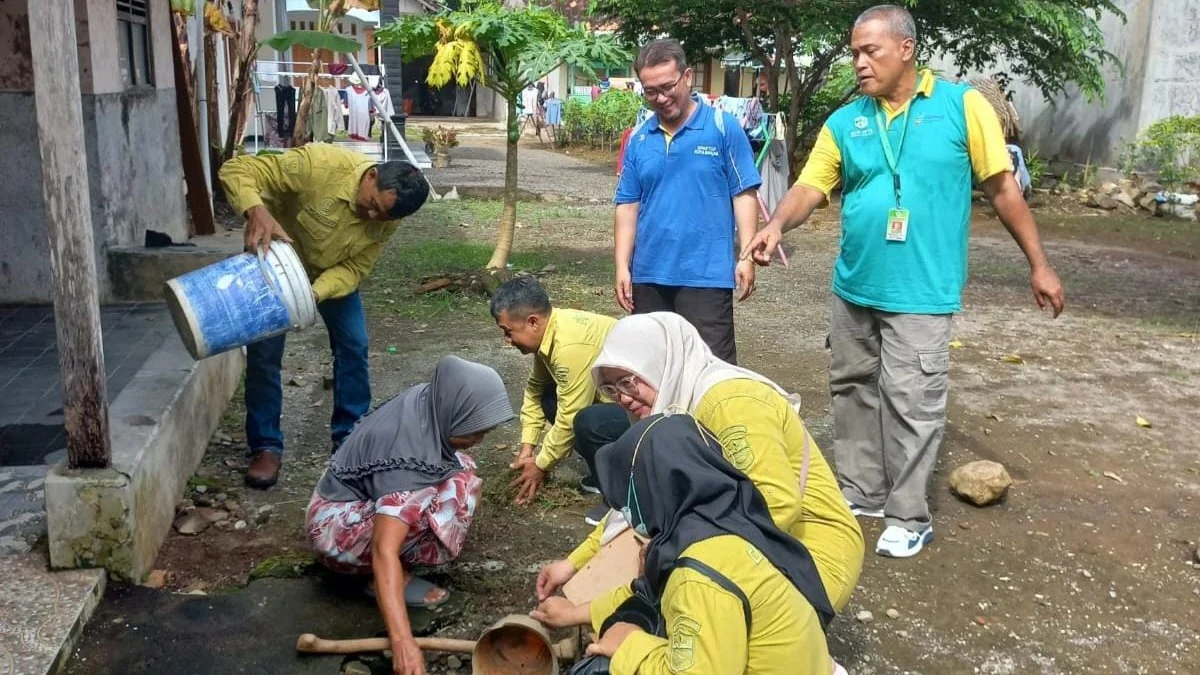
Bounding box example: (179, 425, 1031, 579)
(244, 291, 371, 456)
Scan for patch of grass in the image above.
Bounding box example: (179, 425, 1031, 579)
(362, 199, 617, 321)
(1038, 214, 1200, 260)
(248, 552, 317, 581)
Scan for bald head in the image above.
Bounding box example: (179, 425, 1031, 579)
(854, 4, 916, 42)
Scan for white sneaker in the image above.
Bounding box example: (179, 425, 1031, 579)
(831, 659, 849, 675)
(845, 499, 884, 518)
(875, 525, 933, 558)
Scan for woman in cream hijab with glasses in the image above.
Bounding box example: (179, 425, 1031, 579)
(535, 312, 864, 614)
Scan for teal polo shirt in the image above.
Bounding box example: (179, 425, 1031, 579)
(825, 77, 977, 314)
(614, 95, 762, 289)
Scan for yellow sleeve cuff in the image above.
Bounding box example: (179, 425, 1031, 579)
(520, 425, 544, 446)
(611, 631, 665, 675)
(534, 451, 557, 471)
(566, 520, 605, 569)
(588, 585, 635, 634)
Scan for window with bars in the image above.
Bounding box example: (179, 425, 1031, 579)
(117, 0, 154, 87)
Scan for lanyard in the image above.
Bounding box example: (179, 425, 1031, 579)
(874, 102, 911, 205)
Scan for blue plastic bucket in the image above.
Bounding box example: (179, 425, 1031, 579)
(163, 241, 318, 360)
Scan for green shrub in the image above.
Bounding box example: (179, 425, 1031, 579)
(560, 89, 644, 149)
(1120, 115, 1200, 191)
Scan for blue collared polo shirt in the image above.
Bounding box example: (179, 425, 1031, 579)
(614, 95, 761, 289)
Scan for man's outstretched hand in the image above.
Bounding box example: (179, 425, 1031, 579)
(243, 205, 292, 254)
(742, 224, 783, 267)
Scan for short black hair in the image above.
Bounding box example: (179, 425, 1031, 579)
(376, 160, 429, 219)
(489, 276, 552, 320)
(635, 39, 687, 76)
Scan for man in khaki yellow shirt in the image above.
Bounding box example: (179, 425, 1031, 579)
(219, 144, 428, 488)
(490, 277, 623, 523)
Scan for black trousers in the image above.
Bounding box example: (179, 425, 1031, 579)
(572, 403, 632, 505)
(632, 283, 737, 364)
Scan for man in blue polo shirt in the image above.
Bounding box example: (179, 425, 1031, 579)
(613, 38, 761, 363)
(745, 5, 1064, 558)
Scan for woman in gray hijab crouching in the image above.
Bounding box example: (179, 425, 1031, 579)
(305, 355, 514, 675)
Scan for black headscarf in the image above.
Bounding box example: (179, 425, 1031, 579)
(595, 413, 836, 630)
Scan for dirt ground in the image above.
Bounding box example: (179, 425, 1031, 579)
(99, 141, 1200, 674)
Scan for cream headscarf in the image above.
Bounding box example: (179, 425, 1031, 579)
(591, 312, 791, 415)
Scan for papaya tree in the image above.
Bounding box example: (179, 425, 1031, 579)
(376, 2, 629, 270)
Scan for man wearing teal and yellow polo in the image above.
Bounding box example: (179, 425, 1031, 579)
(746, 5, 1064, 559)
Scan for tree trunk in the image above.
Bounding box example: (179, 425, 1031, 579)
(204, 30, 221, 182)
(290, 57, 323, 147)
(221, 0, 260, 161)
(485, 95, 520, 270)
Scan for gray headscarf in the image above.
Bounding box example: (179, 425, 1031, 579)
(316, 355, 515, 502)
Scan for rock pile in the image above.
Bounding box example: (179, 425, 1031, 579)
(1072, 178, 1199, 220)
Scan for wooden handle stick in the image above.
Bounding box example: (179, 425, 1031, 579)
(296, 633, 476, 655)
(296, 633, 579, 660)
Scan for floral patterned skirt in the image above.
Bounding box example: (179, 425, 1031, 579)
(305, 452, 483, 574)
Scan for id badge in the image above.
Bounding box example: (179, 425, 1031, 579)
(886, 207, 910, 242)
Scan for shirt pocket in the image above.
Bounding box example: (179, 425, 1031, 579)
(294, 196, 343, 241)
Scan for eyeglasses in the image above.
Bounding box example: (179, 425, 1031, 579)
(598, 374, 640, 399)
(641, 75, 684, 100)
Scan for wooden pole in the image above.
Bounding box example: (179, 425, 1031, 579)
(170, 12, 216, 237)
(28, 0, 112, 469)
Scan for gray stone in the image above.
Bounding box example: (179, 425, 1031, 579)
(194, 484, 208, 494)
(1094, 193, 1119, 210)
(856, 610, 874, 623)
(1114, 191, 1137, 209)
(234, 520, 248, 531)
(1099, 181, 1118, 194)
(447, 655, 463, 669)
(948, 460, 1013, 506)
(173, 509, 214, 536)
(341, 661, 372, 675)
(886, 608, 901, 619)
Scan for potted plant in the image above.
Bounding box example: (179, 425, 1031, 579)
(422, 125, 459, 168)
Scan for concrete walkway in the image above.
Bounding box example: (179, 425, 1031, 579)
(428, 138, 618, 202)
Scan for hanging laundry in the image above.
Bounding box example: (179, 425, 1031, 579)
(275, 83, 296, 137)
(308, 85, 333, 143)
(543, 94, 563, 127)
(324, 86, 344, 136)
(346, 76, 371, 140)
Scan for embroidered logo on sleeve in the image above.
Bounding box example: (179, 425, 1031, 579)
(668, 615, 701, 672)
(718, 425, 754, 470)
(552, 364, 571, 385)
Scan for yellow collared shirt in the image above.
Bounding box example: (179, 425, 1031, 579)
(589, 536, 829, 675)
(219, 144, 400, 302)
(568, 379, 864, 612)
(519, 308, 618, 470)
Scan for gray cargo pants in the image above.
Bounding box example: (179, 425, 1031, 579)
(828, 295, 953, 532)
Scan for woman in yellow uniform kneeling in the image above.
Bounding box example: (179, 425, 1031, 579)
(538, 312, 863, 613)
(534, 412, 835, 674)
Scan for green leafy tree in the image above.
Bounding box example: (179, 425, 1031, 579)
(377, 1, 629, 270)
(590, 0, 1123, 175)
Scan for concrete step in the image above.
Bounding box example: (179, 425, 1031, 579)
(0, 552, 105, 675)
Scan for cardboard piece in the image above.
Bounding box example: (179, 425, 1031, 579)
(562, 529, 642, 606)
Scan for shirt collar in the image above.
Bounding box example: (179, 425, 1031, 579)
(537, 308, 560, 358)
(336, 160, 377, 208)
(647, 93, 707, 134)
(876, 69, 936, 116)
